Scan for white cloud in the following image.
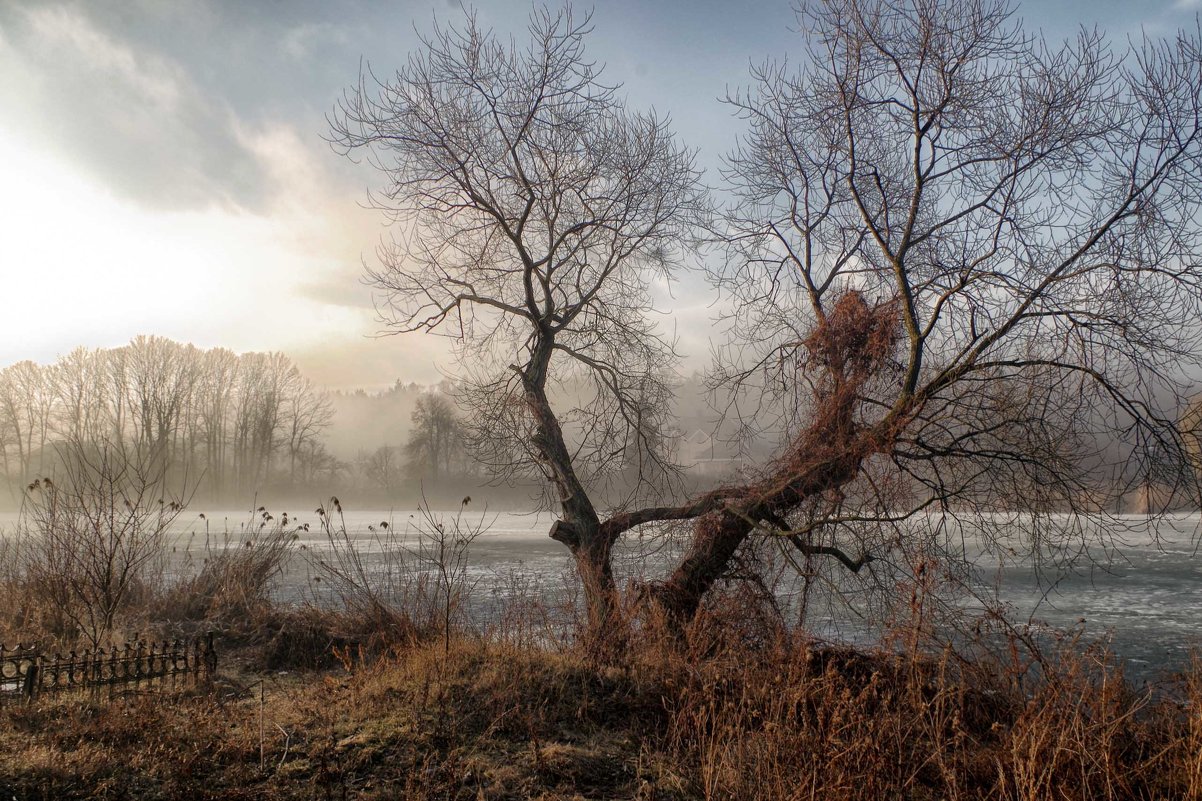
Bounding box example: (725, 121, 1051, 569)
(0, 3, 267, 210)
(24, 5, 183, 110)
(0, 112, 446, 386)
(0, 133, 347, 358)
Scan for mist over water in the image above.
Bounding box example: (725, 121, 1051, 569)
(2, 507, 1196, 677)
(23, 508, 1198, 674)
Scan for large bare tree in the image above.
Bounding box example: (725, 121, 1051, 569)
(334, 0, 1202, 642)
(642, 0, 1202, 621)
(330, 7, 706, 636)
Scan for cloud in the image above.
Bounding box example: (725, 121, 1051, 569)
(297, 273, 377, 310)
(279, 21, 351, 61)
(230, 118, 390, 311)
(0, 3, 267, 211)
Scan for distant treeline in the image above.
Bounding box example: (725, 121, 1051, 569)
(0, 336, 336, 504)
(0, 338, 772, 510)
(0, 337, 499, 509)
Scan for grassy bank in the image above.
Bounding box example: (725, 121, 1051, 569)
(2, 617, 1202, 800)
(2, 489, 1201, 799)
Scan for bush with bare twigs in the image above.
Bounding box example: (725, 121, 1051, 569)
(156, 509, 301, 641)
(304, 497, 488, 659)
(12, 442, 188, 648)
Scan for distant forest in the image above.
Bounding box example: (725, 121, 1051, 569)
(7, 336, 1180, 514)
(0, 336, 337, 508)
(0, 336, 745, 510)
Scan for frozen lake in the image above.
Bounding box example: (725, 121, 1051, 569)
(4, 506, 1201, 677)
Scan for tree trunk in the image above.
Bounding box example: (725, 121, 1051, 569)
(649, 416, 875, 624)
(522, 337, 620, 650)
(553, 520, 622, 648)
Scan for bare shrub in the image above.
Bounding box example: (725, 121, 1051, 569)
(0, 532, 35, 644)
(1153, 652, 1202, 800)
(483, 563, 587, 653)
(158, 508, 300, 639)
(15, 442, 188, 647)
(413, 500, 488, 653)
(307, 497, 487, 656)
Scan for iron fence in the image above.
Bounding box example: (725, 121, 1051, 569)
(0, 634, 216, 702)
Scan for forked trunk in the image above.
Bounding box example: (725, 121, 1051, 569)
(648, 292, 902, 624)
(649, 424, 874, 624)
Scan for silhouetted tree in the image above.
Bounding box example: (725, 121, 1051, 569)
(331, 6, 706, 640)
(404, 394, 463, 480)
(334, 0, 1202, 644)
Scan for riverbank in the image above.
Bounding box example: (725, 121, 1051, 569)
(2, 620, 1200, 800)
(2, 500, 1202, 799)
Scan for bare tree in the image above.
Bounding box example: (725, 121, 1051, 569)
(404, 393, 464, 480)
(230, 352, 296, 489)
(50, 347, 110, 448)
(330, 6, 707, 638)
(0, 361, 54, 487)
(359, 444, 405, 492)
(638, 0, 1202, 620)
(18, 440, 189, 646)
(193, 347, 240, 498)
(294, 440, 344, 486)
(334, 0, 1202, 643)
(283, 376, 335, 484)
(123, 336, 199, 478)
(0, 340, 339, 503)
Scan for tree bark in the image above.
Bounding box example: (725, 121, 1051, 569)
(647, 440, 870, 623)
(521, 337, 620, 648)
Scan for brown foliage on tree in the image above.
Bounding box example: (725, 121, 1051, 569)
(333, 0, 1202, 646)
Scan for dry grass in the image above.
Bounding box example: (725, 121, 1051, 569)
(154, 524, 297, 638)
(2, 619, 1202, 800)
(2, 499, 1201, 799)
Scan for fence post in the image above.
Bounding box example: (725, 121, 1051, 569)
(90, 648, 102, 698)
(22, 662, 38, 702)
(204, 631, 217, 677)
(135, 639, 145, 688)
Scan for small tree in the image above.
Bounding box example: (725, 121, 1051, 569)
(360, 444, 404, 492)
(404, 394, 463, 480)
(18, 441, 189, 646)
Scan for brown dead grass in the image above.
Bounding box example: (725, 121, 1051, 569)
(0, 500, 1198, 800)
(2, 623, 1202, 801)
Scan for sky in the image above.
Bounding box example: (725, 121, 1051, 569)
(1, 0, 1199, 390)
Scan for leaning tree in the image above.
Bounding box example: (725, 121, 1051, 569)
(642, 0, 1202, 623)
(332, 0, 1202, 644)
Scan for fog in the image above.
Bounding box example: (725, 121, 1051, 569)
(0, 333, 1190, 522)
(0, 337, 770, 512)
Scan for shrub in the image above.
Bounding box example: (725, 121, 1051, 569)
(15, 442, 186, 647)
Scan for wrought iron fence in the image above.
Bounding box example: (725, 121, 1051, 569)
(0, 634, 216, 702)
